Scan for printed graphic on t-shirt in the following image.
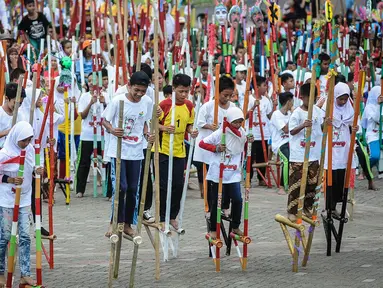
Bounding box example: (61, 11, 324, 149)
(223, 154, 237, 171)
(333, 128, 346, 147)
(123, 117, 137, 142)
(30, 21, 45, 38)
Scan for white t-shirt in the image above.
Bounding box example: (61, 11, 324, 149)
(289, 106, 324, 162)
(0, 144, 43, 208)
(365, 107, 383, 144)
(105, 93, 153, 160)
(247, 96, 273, 140)
(78, 92, 103, 141)
(203, 129, 243, 184)
(235, 80, 246, 109)
(193, 101, 235, 164)
(324, 121, 355, 170)
(0, 107, 26, 148)
(270, 110, 291, 154)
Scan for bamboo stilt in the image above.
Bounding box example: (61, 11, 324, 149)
(108, 101, 124, 288)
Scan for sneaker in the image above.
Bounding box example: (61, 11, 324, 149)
(143, 210, 155, 223)
(378, 173, 383, 179)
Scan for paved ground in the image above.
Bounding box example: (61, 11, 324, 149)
(10, 170, 383, 288)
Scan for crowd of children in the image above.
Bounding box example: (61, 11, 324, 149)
(0, 0, 382, 286)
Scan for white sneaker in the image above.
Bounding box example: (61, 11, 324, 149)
(378, 173, 383, 179)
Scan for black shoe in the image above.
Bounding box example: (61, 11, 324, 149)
(41, 227, 50, 237)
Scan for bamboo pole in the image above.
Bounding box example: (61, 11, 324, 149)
(292, 23, 321, 273)
(136, 29, 144, 70)
(129, 29, 160, 284)
(153, 19, 161, 280)
(11, 75, 23, 126)
(108, 100, 124, 287)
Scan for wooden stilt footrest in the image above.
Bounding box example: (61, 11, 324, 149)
(205, 234, 223, 248)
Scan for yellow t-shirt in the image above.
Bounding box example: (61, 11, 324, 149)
(158, 98, 195, 158)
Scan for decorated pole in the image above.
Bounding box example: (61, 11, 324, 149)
(64, 86, 71, 204)
(336, 70, 365, 253)
(6, 150, 26, 288)
(163, 91, 176, 261)
(175, 89, 202, 254)
(11, 76, 24, 126)
(91, 41, 99, 197)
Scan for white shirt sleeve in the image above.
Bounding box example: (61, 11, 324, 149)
(0, 0, 10, 31)
(197, 103, 208, 129)
(203, 129, 221, 146)
(289, 110, 300, 132)
(271, 112, 287, 131)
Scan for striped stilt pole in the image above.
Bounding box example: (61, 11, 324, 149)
(6, 150, 26, 287)
(34, 139, 43, 285)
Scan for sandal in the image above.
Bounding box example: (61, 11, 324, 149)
(20, 276, 37, 286)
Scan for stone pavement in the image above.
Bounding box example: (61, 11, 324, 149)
(14, 175, 383, 287)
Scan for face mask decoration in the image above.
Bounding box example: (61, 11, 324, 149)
(215, 2, 228, 26)
(250, 4, 263, 28)
(228, 5, 241, 29)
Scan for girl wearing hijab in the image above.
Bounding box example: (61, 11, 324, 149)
(199, 107, 254, 239)
(0, 121, 44, 287)
(324, 82, 358, 217)
(362, 86, 383, 177)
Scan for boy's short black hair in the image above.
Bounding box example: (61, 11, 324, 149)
(6, 83, 25, 99)
(201, 61, 208, 68)
(319, 52, 331, 62)
(281, 73, 294, 84)
(61, 39, 71, 48)
(335, 74, 346, 85)
(130, 71, 150, 87)
(133, 63, 152, 80)
(347, 72, 354, 82)
(101, 68, 108, 78)
(285, 61, 294, 66)
(10, 68, 26, 82)
(279, 92, 294, 106)
(219, 75, 234, 93)
(235, 44, 245, 54)
(349, 41, 358, 48)
(256, 75, 267, 87)
(300, 82, 317, 98)
(163, 85, 172, 95)
(24, 0, 35, 6)
(173, 74, 191, 88)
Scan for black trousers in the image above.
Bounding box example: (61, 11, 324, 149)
(326, 169, 346, 210)
(159, 154, 185, 222)
(31, 177, 42, 223)
(106, 162, 113, 198)
(138, 149, 153, 211)
(76, 140, 102, 194)
(210, 182, 242, 231)
(251, 140, 269, 182)
(279, 143, 290, 189)
(355, 139, 372, 181)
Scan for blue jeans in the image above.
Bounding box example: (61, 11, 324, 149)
(110, 159, 141, 224)
(210, 182, 243, 230)
(0, 206, 31, 277)
(57, 131, 80, 160)
(369, 140, 380, 169)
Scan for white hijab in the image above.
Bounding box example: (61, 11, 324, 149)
(0, 121, 34, 176)
(362, 85, 381, 129)
(333, 82, 354, 128)
(226, 107, 247, 155)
